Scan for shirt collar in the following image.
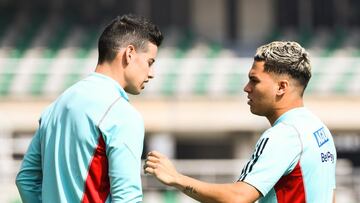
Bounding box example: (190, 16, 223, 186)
(90, 72, 129, 101)
(273, 107, 306, 126)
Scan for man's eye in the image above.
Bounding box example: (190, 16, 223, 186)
(250, 79, 258, 83)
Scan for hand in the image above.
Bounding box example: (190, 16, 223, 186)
(144, 151, 180, 186)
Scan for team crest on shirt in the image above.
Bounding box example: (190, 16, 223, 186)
(313, 127, 329, 147)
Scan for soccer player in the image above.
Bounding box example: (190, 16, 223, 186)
(16, 14, 163, 202)
(145, 41, 336, 202)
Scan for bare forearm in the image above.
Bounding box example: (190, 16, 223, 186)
(144, 151, 260, 203)
(173, 174, 245, 203)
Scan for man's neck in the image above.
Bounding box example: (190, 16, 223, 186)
(267, 99, 304, 126)
(95, 63, 126, 88)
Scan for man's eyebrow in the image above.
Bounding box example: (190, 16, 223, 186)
(249, 75, 259, 80)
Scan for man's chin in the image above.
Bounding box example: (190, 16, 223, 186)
(125, 88, 141, 95)
(250, 107, 261, 116)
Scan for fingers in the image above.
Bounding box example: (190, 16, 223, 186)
(147, 150, 165, 158)
(144, 165, 155, 175)
(144, 152, 160, 175)
(146, 154, 159, 163)
(144, 150, 171, 175)
(144, 151, 178, 186)
(145, 159, 158, 168)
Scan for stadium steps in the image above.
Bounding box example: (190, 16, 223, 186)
(29, 17, 75, 96)
(192, 42, 222, 96)
(41, 23, 98, 97)
(0, 60, 20, 96)
(351, 29, 360, 56)
(2, 57, 360, 98)
(332, 30, 360, 93)
(74, 26, 98, 58)
(297, 29, 313, 48)
(264, 29, 282, 43)
(63, 25, 100, 89)
(10, 15, 61, 97)
(61, 25, 100, 92)
(42, 17, 74, 58)
(0, 7, 15, 47)
(321, 29, 346, 57)
(160, 31, 195, 96)
(10, 13, 46, 58)
(0, 10, 46, 97)
(348, 61, 360, 94)
(2, 25, 360, 98)
(333, 66, 357, 94)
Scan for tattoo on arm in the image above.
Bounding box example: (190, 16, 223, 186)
(184, 186, 197, 195)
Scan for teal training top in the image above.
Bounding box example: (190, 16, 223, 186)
(238, 107, 336, 203)
(16, 72, 144, 203)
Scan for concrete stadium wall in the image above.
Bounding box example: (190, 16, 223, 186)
(1, 97, 359, 134)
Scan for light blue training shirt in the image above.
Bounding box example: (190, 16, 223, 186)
(16, 72, 145, 203)
(238, 107, 336, 203)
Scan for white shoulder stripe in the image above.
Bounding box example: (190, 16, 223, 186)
(98, 96, 122, 127)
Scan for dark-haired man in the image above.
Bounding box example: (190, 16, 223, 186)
(145, 41, 336, 203)
(16, 14, 163, 202)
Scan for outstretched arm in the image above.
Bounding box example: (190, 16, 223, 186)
(144, 151, 261, 203)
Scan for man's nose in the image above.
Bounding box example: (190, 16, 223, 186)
(243, 83, 250, 93)
(148, 67, 154, 79)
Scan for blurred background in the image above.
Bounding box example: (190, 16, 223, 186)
(0, 0, 359, 202)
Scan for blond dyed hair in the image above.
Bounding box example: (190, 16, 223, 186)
(254, 41, 311, 93)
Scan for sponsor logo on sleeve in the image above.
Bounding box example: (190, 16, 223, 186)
(321, 151, 335, 163)
(313, 127, 329, 147)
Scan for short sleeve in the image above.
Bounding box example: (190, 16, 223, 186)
(238, 124, 302, 196)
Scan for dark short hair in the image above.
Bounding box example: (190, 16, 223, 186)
(254, 41, 311, 93)
(98, 14, 163, 64)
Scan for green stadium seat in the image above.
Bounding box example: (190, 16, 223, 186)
(161, 71, 179, 96)
(75, 27, 99, 58)
(174, 31, 194, 58)
(163, 190, 177, 203)
(62, 72, 82, 91)
(43, 18, 74, 58)
(206, 42, 222, 58)
(298, 29, 313, 48)
(226, 72, 246, 95)
(159, 31, 195, 96)
(9, 14, 46, 58)
(29, 61, 52, 96)
(193, 70, 211, 96)
(264, 29, 282, 43)
(0, 60, 20, 96)
(0, 72, 15, 96)
(333, 60, 359, 94)
(321, 29, 346, 57)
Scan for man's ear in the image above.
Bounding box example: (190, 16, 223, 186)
(124, 45, 136, 64)
(277, 80, 289, 96)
